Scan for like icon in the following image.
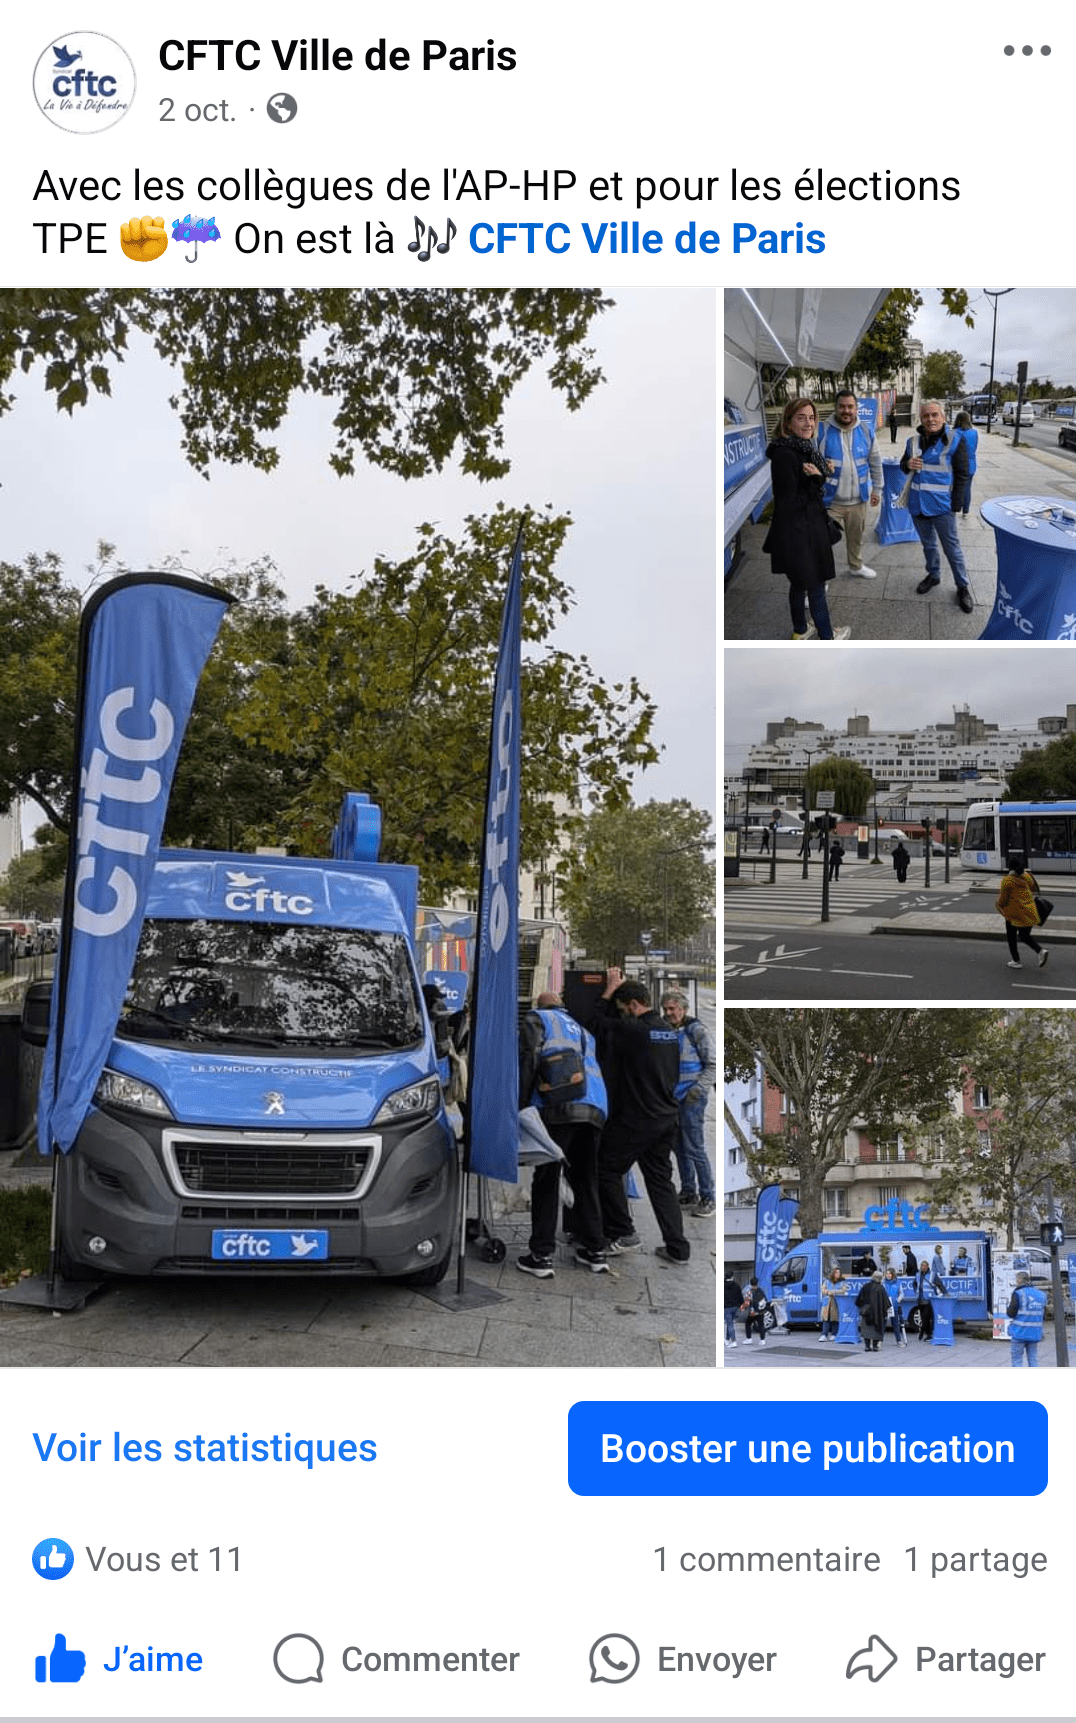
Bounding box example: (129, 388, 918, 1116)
(35, 1634, 87, 1683)
(32, 1538, 74, 1581)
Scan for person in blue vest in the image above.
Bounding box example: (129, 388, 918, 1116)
(661, 989, 716, 1218)
(818, 391, 883, 579)
(1006, 1270, 1047, 1367)
(953, 411, 979, 516)
(899, 399, 973, 613)
(517, 990, 610, 1278)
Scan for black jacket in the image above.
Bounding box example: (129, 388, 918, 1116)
(592, 998, 679, 1130)
(762, 439, 837, 589)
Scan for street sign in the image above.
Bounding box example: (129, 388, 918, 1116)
(817, 790, 836, 808)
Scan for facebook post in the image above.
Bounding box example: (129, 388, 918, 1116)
(0, 4, 1073, 1720)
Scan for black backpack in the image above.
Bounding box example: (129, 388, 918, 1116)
(536, 1019, 587, 1105)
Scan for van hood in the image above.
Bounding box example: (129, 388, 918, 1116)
(105, 1038, 434, 1128)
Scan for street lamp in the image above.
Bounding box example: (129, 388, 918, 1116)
(983, 289, 1014, 436)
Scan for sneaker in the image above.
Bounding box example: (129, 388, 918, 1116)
(691, 1199, 716, 1218)
(517, 1253, 555, 1279)
(757, 1339, 767, 1347)
(790, 626, 818, 641)
(654, 1246, 689, 1267)
(678, 1192, 698, 1208)
(605, 1232, 642, 1253)
(817, 1334, 828, 1342)
(574, 1247, 610, 1273)
(1007, 960, 1022, 969)
(850, 564, 877, 579)
(831, 626, 852, 640)
(1039, 949, 1049, 968)
(726, 1339, 737, 1348)
(957, 586, 974, 614)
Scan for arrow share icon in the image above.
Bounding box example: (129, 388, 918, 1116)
(845, 1633, 898, 1682)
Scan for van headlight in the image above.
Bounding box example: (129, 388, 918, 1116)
(93, 1069, 173, 1118)
(373, 1077, 441, 1125)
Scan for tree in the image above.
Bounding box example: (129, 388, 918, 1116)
(919, 349, 965, 401)
(558, 799, 714, 966)
(0, 289, 610, 480)
(926, 1012, 1076, 1247)
(724, 1009, 991, 1239)
(1006, 732, 1076, 801)
(846, 289, 973, 390)
(0, 846, 63, 919)
(0, 516, 659, 903)
(805, 756, 875, 819)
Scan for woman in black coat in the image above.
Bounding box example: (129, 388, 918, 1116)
(762, 398, 848, 641)
(892, 841, 910, 885)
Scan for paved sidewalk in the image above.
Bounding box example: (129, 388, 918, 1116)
(725, 430, 1076, 641)
(724, 1325, 1070, 1368)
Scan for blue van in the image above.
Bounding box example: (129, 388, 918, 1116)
(50, 844, 458, 1283)
(770, 1228, 992, 1332)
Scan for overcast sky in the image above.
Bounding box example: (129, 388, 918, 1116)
(910, 288, 1076, 390)
(3, 288, 716, 840)
(724, 646, 1076, 774)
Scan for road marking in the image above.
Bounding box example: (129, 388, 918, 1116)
(1013, 983, 1076, 995)
(830, 967, 915, 979)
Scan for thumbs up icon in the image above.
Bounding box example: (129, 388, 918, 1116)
(31, 1537, 74, 1580)
(35, 1633, 87, 1683)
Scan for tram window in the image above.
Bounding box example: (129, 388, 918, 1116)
(962, 815, 994, 850)
(1001, 817, 1026, 857)
(1029, 816, 1072, 856)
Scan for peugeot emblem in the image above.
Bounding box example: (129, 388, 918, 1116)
(263, 1091, 286, 1116)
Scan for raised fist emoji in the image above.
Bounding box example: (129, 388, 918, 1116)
(120, 215, 168, 262)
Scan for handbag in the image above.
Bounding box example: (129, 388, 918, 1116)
(827, 515, 844, 545)
(1034, 895, 1054, 925)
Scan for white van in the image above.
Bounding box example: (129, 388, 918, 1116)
(1002, 401, 1035, 427)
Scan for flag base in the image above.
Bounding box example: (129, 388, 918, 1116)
(0, 1274, 104, 1313)
(418, 1281, 508, 1311)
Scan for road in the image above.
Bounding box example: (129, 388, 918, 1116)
(725, 924, 1076, 1000)
(996, 418, 1076, 467)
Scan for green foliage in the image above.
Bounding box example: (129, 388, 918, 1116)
(557, 799, 714, 967)
(927, 1012, 1076, 1247)
(1006, 732, 1076, 801)
(0, 846, 63, 918)
(0, 288, 611, 481)
(0, 1187, 51, 1285)
(846, 290, 973, 389)
(919, 349, 966, 401)
(0, 553, 81, 828)
(724, 1009, 991, 1239)
(805, 756, 875, 819)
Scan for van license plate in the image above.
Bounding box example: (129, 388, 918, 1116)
(211, 1229, 329, 1262)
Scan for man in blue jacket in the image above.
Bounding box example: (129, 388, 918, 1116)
(818, 391, 883, 579)
(517, 991, 610, 1278)
(661, 989, 715, 1218)
(1006, 1271, 1047, 1367)
(900, 399, 973, 614)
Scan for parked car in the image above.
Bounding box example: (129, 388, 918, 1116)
(1058, 423, 1076, 452)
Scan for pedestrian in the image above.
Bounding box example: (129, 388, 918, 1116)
(762, 397, 851, 641)
(995, 851, 1048, 970)
(884, 1266, 909, 1346)
(760, 825, 770, 852)
(591, 968, 690, 1266)
(660, 989, 716, 1218)
(516, 990, 610, 1279)
(1006, 1270, 1047, 1368)
(828, 839, 845, 881)
(932, 1243, 948, 1283)
(913, 1259, 935, 1340)
(742, 1277, 770, 1346)
(817, 389, 883, 580)
(902, 1242, 918, 1277)
(889, 404, 899, 444)
(892, 841, 910, 885)
(900, 399, 973, 613)
(816, 828, 826, 855)
(855, 1271, 891, 1353)
(724, 1269, 744, 1348)
(952, 1246, 971, 1276)
(953, 410, 978, 516)
(819, 1264, 847, 1341)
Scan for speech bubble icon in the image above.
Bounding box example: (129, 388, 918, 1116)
(273, 1633, 324, 1684)
(588, 1632, 640, 1684)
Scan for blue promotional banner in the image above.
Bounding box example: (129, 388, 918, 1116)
(753, 1184, 799, 1295)
(723, 423, 767, 496)
(568, 1401, 1048, 1497)
(38, 574, 233, 1155)
(466, 531, 522, 1182)
(876, 460, 919, 545)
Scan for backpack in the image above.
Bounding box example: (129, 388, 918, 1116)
(536, 1019, 587, 1105)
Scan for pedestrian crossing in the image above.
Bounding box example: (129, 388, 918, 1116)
(725, 868, 929, 927)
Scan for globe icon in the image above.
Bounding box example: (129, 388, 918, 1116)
(267, 92, 297, 123)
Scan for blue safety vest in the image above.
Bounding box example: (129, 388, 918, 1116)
(1008, 1283, 1046, 1342)
(904, 426, 959, 516)
(961, 425, 978, 475)
(819, 420, 874, 506)
(674, 1019, 706, 1101)
(532, 1008, 607, 1121)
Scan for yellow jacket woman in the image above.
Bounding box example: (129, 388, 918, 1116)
(995, 853, 1047, 970)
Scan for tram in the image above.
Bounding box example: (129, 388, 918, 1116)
(959, 800, 1076, 875)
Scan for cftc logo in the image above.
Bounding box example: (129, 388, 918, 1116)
(34, 32, 136, 133)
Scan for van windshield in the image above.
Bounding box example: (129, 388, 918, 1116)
(116, 917, 424, 1050)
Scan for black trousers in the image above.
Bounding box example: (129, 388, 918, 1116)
(529, 1121, 604, 1257)
(1005, 922, 1042, 960)
(598, 1120, 690, 1261)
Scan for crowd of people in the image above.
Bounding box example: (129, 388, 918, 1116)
(762, 390, 976, 641)
(516, 972, 715, 1280)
